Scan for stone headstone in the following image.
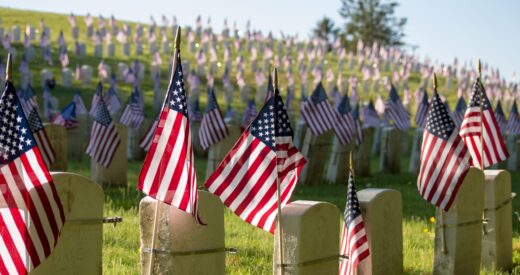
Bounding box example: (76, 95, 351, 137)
(12, 25, 21, 41)
(78, 43, 87, 57)
(273, 200, 340, 275)
(205, 124, 241, 180)
(72, 26, 79, 39)
(81, 65, 93, 84)
(149, 42, 158, 54)
(107, 43, 115, 57)
(300, 129, 333, 185)
(20, 71, 32, 90)
(139, 191, 225, 275)
(67, 115, 89, 161)
(293, 120, 307, 151)
(408, 127, 423, 173)
(122, 42, 131, 56)
(127, 121, 149, 161)
(61, 67, 74, 87)
(44, 123, 67, 171)
(94, 44, 103, 57)
(255, 84, 267, 105)
(370, 127, 382, 157)
(135, 41, 143, 55)
(482, 170, 513, 271)
(117, 62, 128, 81)
(191, 120, 207, 158)
(357, 189, 403, 275)
(31, 172, 104, 275)
(355, 127, 375, 177)
(162, 41, 170, 54)
(40, 69, 54, 88)
(379, 126, 402, 174)
(506, 136, 518, 170)
(433, 168, 485, 275)
(90, 124, 128, 187)
(325, 136, 353, 184)
(44, 27, 51, 39)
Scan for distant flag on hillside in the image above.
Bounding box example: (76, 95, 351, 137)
(352, 103, 363, 145)
(0, 81, 65, 275)
(415, 90, 429, 129)
(339, 168, 369, 275)
(89, 82, 103, 117)
(494, 100, 507, 135)
(19, 84, 38, 116)
(264, 73, 274, 103)
(205, 91, 307, 233)
(385, 85, 410, 130)
(42, 86, 58, 120)
(300, 82, 336, 136)
(85, 93, 121, 167)
(418, 90, 470, 211)
(459, 80, 509, 168)
(106, 84, 122, 115)
(507, 101, 520, 136)
(120, 86, 145, 130)
(73, 91, 88, 115)
(333, 95, 355, 145)
(27, 103, 56, 168)
(52, 102, 78, 129)
(241, 99, 258, 130)
(199, 87, 229, 150)
(362, 100, 381, 128)
(451, 96, 467, 128)
(138, 50, 202, 223)
(139, 115, 159, 152)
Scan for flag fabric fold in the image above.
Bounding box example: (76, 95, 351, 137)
(199, 87, 229, 150)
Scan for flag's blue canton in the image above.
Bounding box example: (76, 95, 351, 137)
(310, 82, 329, 103)
(27, 109, 45, 132)
(0, 83, 36, 164)
(512, 101, 519, 115)
(206, 88, 219, 112)
(389, 85, 401, 102)
(344, 172, 361, 226)
(94, 97, 112, 127)
(495, 100, 505, 116)
(468, 80, 491, 110)
(61, 102, 77, 120)
(426, 91, 455, 141)
(421, 91, 429, 105)
(167, 53, 188, 116)
(95, 82, 103, 95)
(337, 95, 352, 114)
(352, 103, 360, 120)
(455, 96, 467, 111)
(249, 94, 292, 150)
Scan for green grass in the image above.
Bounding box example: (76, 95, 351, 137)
(1, 7, 520, 275)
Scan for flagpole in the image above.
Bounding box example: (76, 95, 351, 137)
(433, 73, 447, 254)
(477, 59, 488, 235)
(273, 68, 285, 275)
(6, 53, 12, 83)
(147, 26, 182, 275)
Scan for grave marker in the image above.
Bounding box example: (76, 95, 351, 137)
(90, 124, 128, 187)
(44, 123, 67, 171)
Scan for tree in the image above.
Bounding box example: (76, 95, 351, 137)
(313, 16, 340, 44)
(339, 0, 407, 47)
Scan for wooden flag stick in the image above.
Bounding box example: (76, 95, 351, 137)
(147, 26, 182, 275)
(273, 67, 285, 275)
(6, 53, 12, 82)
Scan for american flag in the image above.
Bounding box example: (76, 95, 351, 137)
(418, 90, 471, 211)
(120, 86, 145, 130)
(89, 82, 103, 117)
(264, 73, 274, 103)
(138, 51, 201, 223)
(241, 99, 258, 130)
(333, 95, 355, 145)
(105, 84, 122, 115)
(385, 85, 410, 131)
(352, 103, 363, 145)
(507, 101, 520, 136)
(494, 100, 507, 135)
(205, 92, 306, 233)
(415, 90, 429, 129)
(199, 87, 229, 150)
(19, 85, 38, 116)
(0, 82, 65, 275)
(339, 169, 369, 275)
(361, 100, 381, 128)
(52, 102, 79, 129)
(300, 82, 336, 136)
(459, 80, 509, 168)
(73, 91, 88, 115)
(451, 96, 467, 128)
(139, 116, 158, 152)
(85, 94, 121, 167)
(27, 106, 55, 169)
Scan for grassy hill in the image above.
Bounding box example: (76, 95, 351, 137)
(0, 7, 519, 275)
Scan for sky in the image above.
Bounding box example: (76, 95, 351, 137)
(3, 0, 520, 81)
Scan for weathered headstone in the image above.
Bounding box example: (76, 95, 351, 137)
(139, 191, 225, 275)
(107, 43, 115, 57)
(357, 189, 403, 275)
(81, 65, 93, 84)
(44, 123, 67, 171)
(379, 126, 402, 174)
(300, 129, 333, 185)
(506, 136, 518, 170)
(40, 69, 54, 88)
(355, 127, 375, 177)
(481, 170, 513, 271)
(370, 127, 382, 157)
(90, 124, 128, 187)
(31, 172, 104, 275)
(94, 44, 103, 57)
(273, 200, 340, 275)
(408, 127, 423, 173)
(67, 115, 89, 161)
(117, 62, 128, 81)
(293, 120, 307, 150)
(433, 168, 485, 275)
(12, 25, 21, 41)
(325, 136, 353, 184)
(122, 42, 131, 56)
(205, 124, 241, 179)
(72, 26, 79, 39)
(61, 67, 74, 87)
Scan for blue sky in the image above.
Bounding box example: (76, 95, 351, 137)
(3, 0, 520, 81)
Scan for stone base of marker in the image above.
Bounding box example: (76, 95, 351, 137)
(293, 120, 307, 151)
(127, 121, 150, 161)
(62, 68, 74, 87)
(139, 191, 225, 275)
(433, 168, 485, 275)
(31, 172, 104, 275)
(90, 124, 128, 188)
(370, 126, 382, 157)
(507, 136, 519, 170)
(357, 189, 403, 275)
(355, 127, 375, 177)
(325, 136, 353, 184)
(67, 115, 90, 161)
(44, 123, 67, 171)
(205, 124, 241, 180)
(408, 127, 423, 173)
(482, 170, 513, 271)
(379, 127, 402, 174)
(273, 200, 340, 275)
(191, 120, 207, 158)
(81, 65, 93, 84)
(300, 129, 333, 185)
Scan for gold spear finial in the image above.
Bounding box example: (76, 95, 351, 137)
(174, 26, 181, 50)
(433, 73, 437, 90)
(273, 67, 278, 90)
(6, 53, 12, 82)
